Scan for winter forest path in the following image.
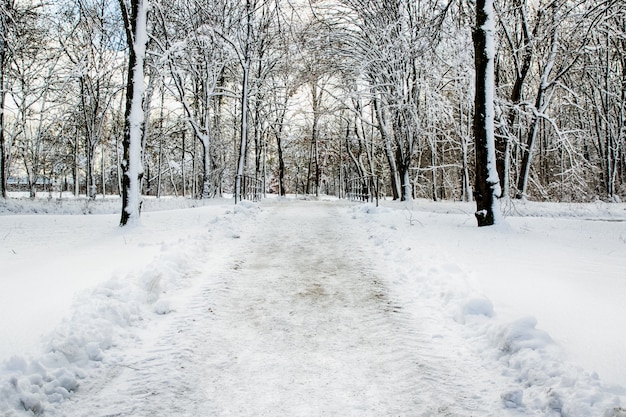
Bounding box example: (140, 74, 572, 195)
(54, 200, 502, 417)
(204, 201, 432, 415)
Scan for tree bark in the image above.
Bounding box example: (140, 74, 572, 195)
(393, 116, 413, 202)
(310, 82, 322, 196)
(235, 0, 252, 203)
(0, 0, 6, 199)
(373, 95, 400, 200)
(119, 0, 148, 226)
(473, 0, 501, 226)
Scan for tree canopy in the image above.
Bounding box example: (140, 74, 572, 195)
(1, 0, 624, 220)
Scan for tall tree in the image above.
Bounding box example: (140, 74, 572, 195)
(473, 0, 501, 226)
(235, 0, 254, 203)
(495, 0, 537, 198)
(119, 0, 148, 225)
(8, 3, 63, 199)
(582, 2, 626, 201)
(60, 0, 122, 198)
(153, 0, 234, 199)
(512, 0, 595, 200)
(0, 0, 10, 198)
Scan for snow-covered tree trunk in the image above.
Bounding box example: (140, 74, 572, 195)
(273, 92, 288, 197)
(401, 168, 412, 202)
(235, 0, 253, 203)
(373, 95, 400, 200)
(496, 0, 534, 199)
(119, 0, 148, 226)
(516, 20, 558, 200)
(394, 118, 413, 202)
(310, 82, 323, 197)
(201, 136, 211, 198)
(0, 0, 7, 199)
(235, 56, 250, 203)
(473, 0, 501, 226)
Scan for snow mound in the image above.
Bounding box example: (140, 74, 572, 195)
(0, 202, 256, 416)
(461, 297, 494, 318)
(496, 316, 553, 353)
(349, 201, 625, 417)
(0, 194, 232, 216)
(0, 269, 166, 415)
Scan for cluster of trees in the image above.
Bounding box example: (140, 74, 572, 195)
(310, 0, 625, 205)
(0, 0, 624, 220)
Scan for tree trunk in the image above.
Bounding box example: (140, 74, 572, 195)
(461, 134, 472, 202)
(0, 0, 6, 199)
(310, 82, 322, 196)
(496, 0, 535, 198)
(101, 146, 106, 196)
(459, 99, 472, 202)
(516, 12, 558, 199)
(373, 96, 400, 200)
(430, 137, 438, 201)
(201, 136, 211, 198)
(275, 108, 287, 197)
(235, 0, 252, 203)
(79, 80, 97, 199)
(181, 130, 186, 196)
(400, 164, 411, 202)
(254, 92, 263, 183)
(394, 120, 412, 202)
(277, 134, 285, 195)
(119, 0, 148, 226)
(473, 0, 501, 226)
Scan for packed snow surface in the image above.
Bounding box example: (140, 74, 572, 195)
(1, 195, 625, 416)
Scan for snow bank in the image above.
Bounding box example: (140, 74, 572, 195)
(0, 199, 259, 416)
(390, 196, 626, 221)
(0, 193, 227, 216)
(350, 201, 626, 417)
(1, 195, 624, 416)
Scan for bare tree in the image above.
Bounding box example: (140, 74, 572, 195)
(473, 0, 501, 226)
(512, 1, 595, 199)
(7, 3, 65, 198)
(581, 2, 626, 201)
(153, 0, 232, 199)
(119, 0, 148, 226)
(233, 0, 285, 201)
(234, 0, 254, 202)
(0, 0, 11, 198)
(59, 0, 124, 198)
(494, 0, 537, 198)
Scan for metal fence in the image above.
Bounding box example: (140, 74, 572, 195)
(347, 175, 379, 207)
(235, 175, 263, 203)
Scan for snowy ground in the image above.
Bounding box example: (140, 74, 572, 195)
(1, 195, 625, 416)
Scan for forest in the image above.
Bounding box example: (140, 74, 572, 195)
(0, 0, 624, 210)
(1, 2, 626, 413)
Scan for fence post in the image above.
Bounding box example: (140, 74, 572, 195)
(235, 174, 263, 203)
(346, 175, 379, 206)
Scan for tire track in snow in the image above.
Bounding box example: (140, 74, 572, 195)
(52, 277, 239, 417)
(50, 200, 504, 417)
(46, 210, 250, 417)
(201, 201, 490, 416)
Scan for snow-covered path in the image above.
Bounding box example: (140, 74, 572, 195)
(51, 201, 502, 416)
(200, 201, 490, 416)
(3, 198, 624, 417)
